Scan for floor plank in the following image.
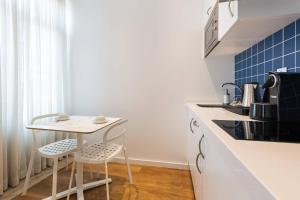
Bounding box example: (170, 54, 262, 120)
(13, 162, 194, 200)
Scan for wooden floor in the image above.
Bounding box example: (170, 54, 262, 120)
(13, 163, 194, 200)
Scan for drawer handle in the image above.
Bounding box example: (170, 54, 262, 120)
(199, 134, 205, 159)
(189, 118, 194, 133)
(228, 0, 234, 17)
(196, 153, 201, 174)
(193, 120, 200, 128)
(207, 6, 212, 15)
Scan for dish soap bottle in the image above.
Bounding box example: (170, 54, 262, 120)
(223, 89, 230, 105)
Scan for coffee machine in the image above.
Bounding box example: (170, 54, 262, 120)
(263, 72, 300, 122)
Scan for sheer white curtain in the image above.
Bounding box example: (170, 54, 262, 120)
(0, 0, 67, 193)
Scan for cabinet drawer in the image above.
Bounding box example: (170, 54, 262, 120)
(186, 111, 204, 200)
(203, 128, 274, 200)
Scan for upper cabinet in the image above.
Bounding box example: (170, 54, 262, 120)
(203, 0, 218, 25)
(204, 0, 300, 57)
(218, 0, 238, 41)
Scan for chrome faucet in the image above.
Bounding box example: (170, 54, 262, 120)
(222, 82, 261, 107)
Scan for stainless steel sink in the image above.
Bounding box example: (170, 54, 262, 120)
(197, 104, 249, 116)
(196, 104, 225, 108)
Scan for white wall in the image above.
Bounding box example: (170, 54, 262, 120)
(68, 0, 234, 167)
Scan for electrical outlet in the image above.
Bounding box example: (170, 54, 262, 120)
(276, 67, 287, 72)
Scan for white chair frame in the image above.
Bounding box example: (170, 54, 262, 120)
(67, 119, 133, 200)
(22, 113, 76, 200)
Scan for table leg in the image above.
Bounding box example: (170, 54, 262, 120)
(76, 135, 84, 200)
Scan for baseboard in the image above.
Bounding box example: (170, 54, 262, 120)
(113, 157, 189, 170)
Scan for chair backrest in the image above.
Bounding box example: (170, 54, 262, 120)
(31, 113, 64, 125)
(30, 113, 69, 147)
(103, 119, 128, 146)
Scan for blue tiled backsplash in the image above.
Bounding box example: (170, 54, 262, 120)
(234, 18, 300, 96)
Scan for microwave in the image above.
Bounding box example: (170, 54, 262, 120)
(204, 3, 219, 57)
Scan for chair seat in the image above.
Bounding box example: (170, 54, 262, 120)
(74, 142, 123, 164)
(38, 139, 77, 158)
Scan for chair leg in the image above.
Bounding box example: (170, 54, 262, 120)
(104, 161, 110, 200)
(52, 158, 58, 200)
(22, 142, 36, 195)
(123, 148, 133, 184)
(66, 154, 69, 171)
(67, 161, 76, 200)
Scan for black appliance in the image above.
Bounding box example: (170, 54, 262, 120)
(249, 103, 277, 121)
(262, 72, 300, 122)
(213, 120, 300, 143)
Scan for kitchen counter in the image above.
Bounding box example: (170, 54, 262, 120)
(187, 103, 300, 200)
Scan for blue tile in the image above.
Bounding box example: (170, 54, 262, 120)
(296, 35, 300, 51)
(265, 49, 272, 61)
(284, 53, 295, 68)
(241, 51, 247, 60)
(258, 75, 265, 86)
(247, 67, 251, 77)
(252, 44, 258, 55)
(265, 61, 273, 73)
(273, 57, 283, 70)
(297, 51, 300, 68)
(274, 30, 283, 45)
(258, 40, 264, 52)
(258, 52, 264, 63)
(258, 63, 264, 74)
(236, 63, 241, 71)
(252, 55, 257, 65)
(241, 78, 246, 85)
(284, 22, 295, 40)
(238, 71, 242, 79)
(246, 48, 252, 57)
(235, 65, 238, 71)
(235, 88, 241, 96)
(251, 76, 258, 82)
(238, 54, 242, 62)
(242, 69, 246, 77)
(246, 58, 251, 67)
(235, 55, 239, 63)
(273, 43, 283, 58)
(265, 35, 273, 49)
(234, 19, 300, 86)
(251, 65, 257, 76)
(242, 60, 246, 69)
(297, 19, 300, 35)
(284, 37, 295, 55)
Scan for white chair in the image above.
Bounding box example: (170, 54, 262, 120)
(67, 119, 133, 200)
(22, 113, 78, 200)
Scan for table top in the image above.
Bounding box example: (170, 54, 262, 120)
(26, 116, 121, 134)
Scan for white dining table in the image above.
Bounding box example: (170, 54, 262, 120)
(26, 116, 122, 200)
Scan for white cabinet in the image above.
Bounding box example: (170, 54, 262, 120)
(186, 111, 205, 200)
(205, 0, 300, 57)
(218, 0, 238, 40)
(186, 109, 275, 200)
(202, 126, 274, 200)
(203, 0, 217, 25)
